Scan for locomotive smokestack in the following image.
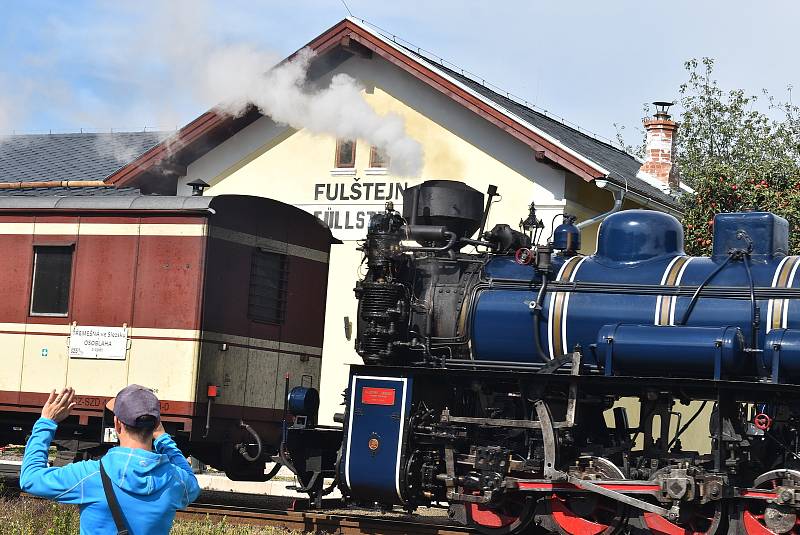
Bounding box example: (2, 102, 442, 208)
(638, 101, 680, 193)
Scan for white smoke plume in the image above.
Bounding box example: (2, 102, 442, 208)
(207, 48, 423, 175)
(1, 2, 424, 174)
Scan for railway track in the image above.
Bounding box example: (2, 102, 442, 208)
(0, 460, 21, 479)
(180, 499, 474, 534)
(1, 463, 472, 535)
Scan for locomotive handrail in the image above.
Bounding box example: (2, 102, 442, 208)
(484, 279, 800, 299)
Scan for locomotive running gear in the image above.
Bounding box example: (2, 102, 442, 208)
(21, 417, 200, 535)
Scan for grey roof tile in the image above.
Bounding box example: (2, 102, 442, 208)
(0, 186, 141, 196)
(0, 132, 168, 183)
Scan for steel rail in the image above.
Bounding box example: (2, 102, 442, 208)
(179, 501, 473, 534)
(3, 472, 472, 535)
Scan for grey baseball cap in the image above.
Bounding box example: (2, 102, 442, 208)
(106, 384, 160, 428)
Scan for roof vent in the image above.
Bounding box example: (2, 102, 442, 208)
(187, 179, 209, 196)
(652, 101, 674, 120)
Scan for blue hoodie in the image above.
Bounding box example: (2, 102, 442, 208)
(21, 417, 201, 535)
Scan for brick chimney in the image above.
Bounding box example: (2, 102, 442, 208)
(637, 101, 679, 192)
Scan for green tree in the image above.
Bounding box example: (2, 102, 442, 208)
(676, 58, 800, 255)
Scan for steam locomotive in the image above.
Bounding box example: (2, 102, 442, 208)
(280, 180, 800, 535)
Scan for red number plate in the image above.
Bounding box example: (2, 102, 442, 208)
(361, 387, 396, 406)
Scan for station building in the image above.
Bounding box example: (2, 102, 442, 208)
(0, 19, 682, 427)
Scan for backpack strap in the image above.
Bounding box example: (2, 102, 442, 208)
(100, 459, 130, 535)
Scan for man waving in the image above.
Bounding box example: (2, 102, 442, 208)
(21, 385, 201, 534)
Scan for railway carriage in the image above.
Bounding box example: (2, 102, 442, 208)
(0, 194, 335, 480)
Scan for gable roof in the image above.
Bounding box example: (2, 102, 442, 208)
(423, 59, 677, 208)
(105, 18, 679, 211)
(0, 132, 166, 184)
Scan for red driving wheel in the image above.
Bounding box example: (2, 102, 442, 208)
(466, 495, 541, 535)
(548, 456, 628, 535)
(549, 492, 626, 535)
(638, 467, 725, 535)
(742, 508, 799, 535)
(642, 505, 724, 535)
(742, 470, 800, 535)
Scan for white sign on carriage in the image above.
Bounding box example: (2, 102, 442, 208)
(69, 325, 129, 360)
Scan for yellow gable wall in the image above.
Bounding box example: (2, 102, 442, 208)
(183, 54, 575, 222)
(179, 53, 639, 424)
(186, 94, 569, 224)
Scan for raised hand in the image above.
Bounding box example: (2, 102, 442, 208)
(41, 387, 76, 423)
(153, 421, 165, 440)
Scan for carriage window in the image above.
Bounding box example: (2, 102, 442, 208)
(248, 249, 288, 324)
(369, 145, 389, 168)
(30, 245, 74, 316)
(335, 139, 356, 168)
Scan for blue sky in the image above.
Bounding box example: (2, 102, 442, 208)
(1, 0, 798, 145)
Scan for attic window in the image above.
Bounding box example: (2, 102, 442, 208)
(335, 139, 356, 168)
(369, 146, 389, 169)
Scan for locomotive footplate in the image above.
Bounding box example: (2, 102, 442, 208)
(355, 363, 800, 404)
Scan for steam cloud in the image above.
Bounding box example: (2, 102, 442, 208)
(1, 2, 424, 175)
(208, 48, 423, 175)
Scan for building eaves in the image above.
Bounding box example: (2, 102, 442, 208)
(0, 186, 141, 197)
(0, 193, 213, 211)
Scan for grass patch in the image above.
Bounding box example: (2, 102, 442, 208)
(0, 494, 306, 535)
(0, 495, 80, 535)
(172, 519, 304, 535)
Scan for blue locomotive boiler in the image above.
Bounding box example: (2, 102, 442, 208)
(355, 180, 800, 384)
(281, 180, 800, 535)
(473, 209, 799, 382)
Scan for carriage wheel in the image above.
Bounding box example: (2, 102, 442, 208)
(741, 470, 800, 534)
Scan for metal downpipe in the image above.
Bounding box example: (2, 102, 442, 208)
(576, 183, 625, 230)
